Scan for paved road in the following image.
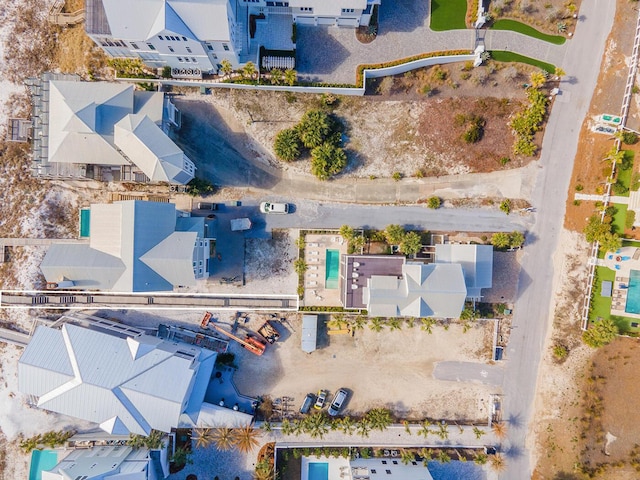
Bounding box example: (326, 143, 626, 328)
(433, 361, 504, 387)
(500, 1, 616, 478)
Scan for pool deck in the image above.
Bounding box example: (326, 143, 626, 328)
(302, 234, 349, 308)
(300, 456, 350, 480)
(603, 246, 640, 318)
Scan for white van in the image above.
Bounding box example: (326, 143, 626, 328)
(260, 202, 289, 214)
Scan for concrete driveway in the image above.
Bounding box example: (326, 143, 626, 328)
(295, 0, 567, 84)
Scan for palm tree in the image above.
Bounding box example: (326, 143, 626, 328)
(356, 419, 371, 438)
(211, 427, 237, 451)
(126, 433, 146, 449)
(400, 449, 415, 465)
(402, 420, 412, 434)
(554, 67, 566, 81)
(260, 421, 272, 432)
(492, 421, 507, 440)
(280, 418, 295, 436)
(254, 459, 275, 480)
(284, 68, 297, 86)
(388, 318, 402, 331)
(490, 453, 507, 472)
(420, 317, 435, 333)
(417, 420, 432, 438)
(435, 450, 451, 463)
(270, 68, 283, 85)
(144, 430, 164, 449)
(529, 71, 546, 88)
(232, 425, 261, 453)
(436, 423, 449, 440)
(328, 315, 346, 330)
(193, 428, 213, 449)
(292, 418, 304, 436)
(242, 61, 257, 80)
(337, 416, 356, 436)
(365, 408, 392, 431)
(220, 59, 233, 78)
(351, 316, 368, 331)
(557, 22, 567, 33)
(419, 448, 432, 465)
(472, 426, 486, 439)
(474, 452, 488, 465)
(302, 413, 330, 439)
(369, 317, 385, 332)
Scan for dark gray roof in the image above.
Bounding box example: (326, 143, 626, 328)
(85, 0, 111, 35)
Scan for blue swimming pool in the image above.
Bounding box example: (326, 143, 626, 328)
(308, 462, 329, 480)
(29, 450, 58, 480)
(625, 270, 640, 314)
(325, 249, 340, 289)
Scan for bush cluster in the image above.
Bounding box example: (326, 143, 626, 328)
(273, 109, 347, 180)
(491, 231, 525, 249)
(509, 80, 549, 156)
(355, 50, 472, 87)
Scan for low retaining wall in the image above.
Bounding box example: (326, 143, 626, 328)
(117, 53, 477, 97)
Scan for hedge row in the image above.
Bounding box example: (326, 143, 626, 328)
(355, 50, 472, 87)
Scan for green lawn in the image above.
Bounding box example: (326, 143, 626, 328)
(491, 19, 566, 45)
(590, 266, 615, 323)
(589, 266, 640, 336)
(490, 51, 556, 73)
(611, 203, 628, 235)
(615, 150, 635, 196)
(430, 0, 467, 31)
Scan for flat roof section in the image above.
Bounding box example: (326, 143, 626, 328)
(341, 255, 405, 309)
(301, 315, 317, 353)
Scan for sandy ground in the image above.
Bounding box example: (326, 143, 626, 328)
(232, 316, 496, 422)
(530, 229, 594, 477)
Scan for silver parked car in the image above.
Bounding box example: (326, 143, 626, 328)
(328, 388, 348, 416)
(260, 202, 289, 214)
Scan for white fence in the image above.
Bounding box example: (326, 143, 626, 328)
(118, 53, 478, 97)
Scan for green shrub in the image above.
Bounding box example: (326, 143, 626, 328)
(427, 196, 441, 209)
(573, 199, 581, 206)
(499, 156, 511, 166)
(622, 131, 638, 145)
(582, 318, 618, 348)
(575, 184, 584, 191)
(311, 143, 347, 180)
(187, 177, 215, 197)
(612, 180, 628, 195)
(499, 199, 511, 214)
(553, 345, 568, 360)
(274, 128, 302, 161)
(161, 66, 172, 78)
(392, 171, 402, 181)
(626, 210, 636, 229)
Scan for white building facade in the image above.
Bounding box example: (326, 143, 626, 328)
(86, 0, 381, 74)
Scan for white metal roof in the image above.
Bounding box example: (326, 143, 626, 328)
(114, 113, 194, 184)
(290, 0, 366, 16)
(435, 244, 493, 298)
(366, 263, 467, 318)
(101, 0, 230, 41)
(19, 323, 213, 435)
(41, 201, 200, 292)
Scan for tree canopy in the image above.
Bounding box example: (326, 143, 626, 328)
(310, 143, 347, 180)
(582, 318, 618, 348)
(273, 128, 301, 162)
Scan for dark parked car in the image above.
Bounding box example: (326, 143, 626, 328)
(328, 388, 348, 416)
(300, 393, 315, 414)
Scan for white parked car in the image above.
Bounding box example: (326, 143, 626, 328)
(260, 202, 289, 214)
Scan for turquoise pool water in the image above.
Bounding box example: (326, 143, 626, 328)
(325, 249, 340, 289)
(625, 270, 640, 314)
(308, 462, 329, 480)
(29, 450, 57, 480)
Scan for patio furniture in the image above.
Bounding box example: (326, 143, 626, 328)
(307, 281, 317, 287)
(353, 262, 360, 267)
(308, 273, 318, 278)
(309, 250, 320, 256)
(309, 265, 318, 270)
(309, 242, 319, 247)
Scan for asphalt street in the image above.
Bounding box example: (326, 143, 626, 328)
(500, 1, 616, 478)
(433, 361, 504, 387)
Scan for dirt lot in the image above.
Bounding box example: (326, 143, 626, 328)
(184, 59, 541, 182)
(232, 315, 496, 422)
(564, 0, 638, 233)
(490, 0, 581, 35)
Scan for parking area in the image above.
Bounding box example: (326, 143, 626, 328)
(231, 313, 496, 422)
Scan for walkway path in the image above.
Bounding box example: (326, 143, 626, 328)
(574, 193, 630, 204)
(296, 0, 568, 84)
